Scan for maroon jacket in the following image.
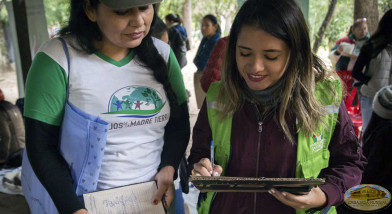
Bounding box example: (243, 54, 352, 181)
(200, 37, 228, 92)
(188, 100, 366, 214)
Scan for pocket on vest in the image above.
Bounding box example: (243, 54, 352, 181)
(299, 150, 330, 178)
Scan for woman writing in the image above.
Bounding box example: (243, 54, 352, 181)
(188, 0, 366, 213)
(22, 0, 190, 213)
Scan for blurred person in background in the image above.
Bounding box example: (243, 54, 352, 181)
(329, 18, 369, 74)
(165, 14, 188, 69)
(150, 17, 169, 44)
(200, 36, 229, 93)
(329, 18, 369, 104)
(361, 86, 392, 214)
(193, 14, 221, 109)
(351, 9, 392, 136)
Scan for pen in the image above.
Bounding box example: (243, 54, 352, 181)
(210, 140, 214, 175)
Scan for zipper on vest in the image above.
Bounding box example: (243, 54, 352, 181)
(255, 120, 262, 177)
(254, 120, 262, 214)
(253, 104, 274, 214)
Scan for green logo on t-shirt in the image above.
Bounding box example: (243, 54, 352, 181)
(105, 86, 165, 118)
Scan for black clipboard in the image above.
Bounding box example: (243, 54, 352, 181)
(189, 176, 325, 194)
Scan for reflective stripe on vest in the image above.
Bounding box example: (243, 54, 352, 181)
(198, 78, 341, 214)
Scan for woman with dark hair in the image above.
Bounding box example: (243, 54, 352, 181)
(165, 14, 188, 42)
(188, 0, 365, 213)
(351, 9, 392, 135)
(193, 14, 221, 109)
(165, 13, 188, 68)
(21, 0, 190, 213)
(151, 17, 169, 44)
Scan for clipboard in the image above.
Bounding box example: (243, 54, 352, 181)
(83, 181, 166, 214)
(189, 176, 325, 194)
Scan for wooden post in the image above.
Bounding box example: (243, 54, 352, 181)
(12, 0, 31, 87)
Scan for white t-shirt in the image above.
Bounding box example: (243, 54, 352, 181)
(24, 36, 187, 189)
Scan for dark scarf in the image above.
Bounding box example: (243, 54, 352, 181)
(243, 78, 284, 108)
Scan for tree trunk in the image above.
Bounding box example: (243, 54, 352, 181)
(312, 0, 337, 53)
(354, 0, 378, 35)
(182, 0, 192, 48)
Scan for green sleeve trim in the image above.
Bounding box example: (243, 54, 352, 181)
(167, 49, 188, 105)
(24, 52, 67, 126)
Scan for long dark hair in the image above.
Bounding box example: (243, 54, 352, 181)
(219, 0, 335, 143)
(165, 13, 182, 25)
(203, 14, 221, 34)
(58, 0, 178, 111)
(58, 0, 100, 53)
(364, 9, 392, 58)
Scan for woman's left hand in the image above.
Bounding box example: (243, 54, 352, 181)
(268, 187, 327, 210)
(153, 166, 175, 209)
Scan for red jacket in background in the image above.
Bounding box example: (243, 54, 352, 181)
(200, 36, 229, 92)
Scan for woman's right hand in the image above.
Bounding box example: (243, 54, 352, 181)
(192, 158, 223, 176)
(73, 209, 89, 214)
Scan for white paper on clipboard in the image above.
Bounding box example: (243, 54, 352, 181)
(83, 181, 166, 214)
(340, 42, 355, 54)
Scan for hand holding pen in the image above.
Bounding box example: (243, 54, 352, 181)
(192, 140, 222, 177)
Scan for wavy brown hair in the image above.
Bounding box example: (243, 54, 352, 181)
(218, 0, 338, 143)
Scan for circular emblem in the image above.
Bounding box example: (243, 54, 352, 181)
(344, 184, 391, 212)
(106, 86, 165, 118)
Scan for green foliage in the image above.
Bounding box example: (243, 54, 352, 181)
(0, 3, 9, 24)
(0, 0, 69, 28)
(158, 0, 237, 37)
(310, 0, 392, 51)
(43, 0, 69, 28)
(158, 0, 184, 18)
(1, 0, 390, 50)
(309, 0, 353, 50)
(379, 0, 392, 14)
(191, 0, 237, 36)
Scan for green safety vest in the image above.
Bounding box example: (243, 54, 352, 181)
(199, 78, 342, 214)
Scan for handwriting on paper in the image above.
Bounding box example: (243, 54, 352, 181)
(83, 181, 165, 214)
